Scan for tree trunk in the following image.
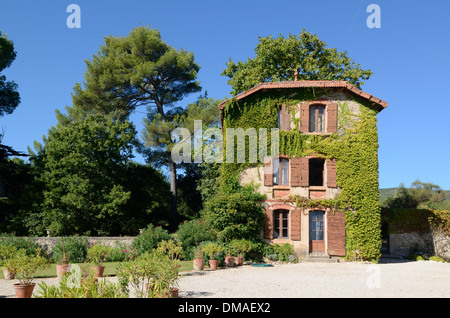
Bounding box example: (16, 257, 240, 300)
(0, 174, 6, 198)
(168, 154, 177, 225)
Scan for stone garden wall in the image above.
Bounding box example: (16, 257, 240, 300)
(389, 230, 450, 260)
(34, 236, 135, 255)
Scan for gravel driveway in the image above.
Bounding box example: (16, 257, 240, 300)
(1, 258, 449, 298)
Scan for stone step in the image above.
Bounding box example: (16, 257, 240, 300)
(302, 254, 339, 263)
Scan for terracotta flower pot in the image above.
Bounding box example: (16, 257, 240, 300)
(2, 268, 15, 280)
(193, 258, 205, 270)
(224, 256, 235, 267)
(208, 259, 219, 270)
(91, 265, 105, 277)
(169, 287, 179, 298)
(234, 256, 244, 266)
(13, 283, 35, 298)
(56, 264, 71, 278)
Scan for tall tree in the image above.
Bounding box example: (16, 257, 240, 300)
(0, 30, 20, 119)
(0, 31, 23, 200)
(141, 95, 221, 225)
(65, 26, 201, 225)
(37, 115, 137, 235)
(222, 29, 373, 95)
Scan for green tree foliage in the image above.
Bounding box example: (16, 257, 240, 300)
(68, 26, 201, 120)
(174, 218, 217, 259)
(221, 29, 372, 95)
(0, 30, 20, 118)
(131, 224, 171, 256)
(120, 161, 171, 231)
(0, 158, 44, 235)
(202, 179, 266, 242)
(0, 30, 24, 203)
(383, 179, 448, 210)
(62, 26, 202, 225)
(142, 95, 221, 224)
(37, 115, 137, 235)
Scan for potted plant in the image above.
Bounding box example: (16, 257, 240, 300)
(9, 249, 49, 298)
(148, 250, 180, 298)
(192, 246, 205, 270)
(87, 244, 112, 277)
(56, 249, 71, 278)
(117, 252, 156, 298)
(0, 245, 18, 280)
(224, 246, 235, 267)
(230, 239, 252, 266)
(202, 242, 223, 270)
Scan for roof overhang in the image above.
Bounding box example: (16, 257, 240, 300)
(218, 80, 388, 111)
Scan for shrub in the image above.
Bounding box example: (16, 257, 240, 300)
(8, 249, 49, 285)
(87, 244, 114, 266)
(236, 239, 271, 262)
(201, 183, 265, 242)
(36, 272, 126, 298)
(408, 253, 424, 261)
(202, 242, 223, 260)
(52, 236, 89, 264)
(265, 243, 296, 263)
(156, 240, 183, 261)
(0, 245, 18, 265)
(0, 234, 41, 256)
(116, 250, 179, 298)
(429, 256, 446, 263)
(174, 219, 217, 259)
(131, 224, 171, 256)
(107, 242, 137, 262)
(229, 239, 253, 257)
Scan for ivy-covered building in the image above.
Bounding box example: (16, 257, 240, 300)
(218, 80, 388, 261)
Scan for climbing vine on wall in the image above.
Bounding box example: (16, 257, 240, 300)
(220, 89, 382, 261)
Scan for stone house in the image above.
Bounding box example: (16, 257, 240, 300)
(218, 80, 388, 259)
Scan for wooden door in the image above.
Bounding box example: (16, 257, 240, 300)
(309, 211, 325, 253)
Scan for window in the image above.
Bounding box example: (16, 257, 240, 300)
(309, 158, 324, 186)
(309, 105, 325, 132)
(273, 158, 289, 185)
(274, 210, 289, 238)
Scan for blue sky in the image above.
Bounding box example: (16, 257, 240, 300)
(0, 0, 449, 189)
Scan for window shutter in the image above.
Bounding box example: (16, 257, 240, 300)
(327, 211, 346, 256)
(300, 102, 309, 133)
(326, 159, 337, 188)
(299, 157, 309, 187)
(290, 208, 301, 241)
(290, 157, 301, 186)
(263, 208, 273, 239)
(327, 103, 338, 133)
(263, 156, 273, 186)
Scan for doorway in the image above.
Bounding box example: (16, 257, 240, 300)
(309, 211, 325, 254)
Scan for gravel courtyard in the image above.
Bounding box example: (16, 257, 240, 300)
(177, 259, 450, 298)
(1, 259, 449, 298)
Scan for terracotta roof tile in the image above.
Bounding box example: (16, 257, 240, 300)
(218, 81, 388, 111)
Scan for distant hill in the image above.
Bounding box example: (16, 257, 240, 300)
(379, 188, 450, 208)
